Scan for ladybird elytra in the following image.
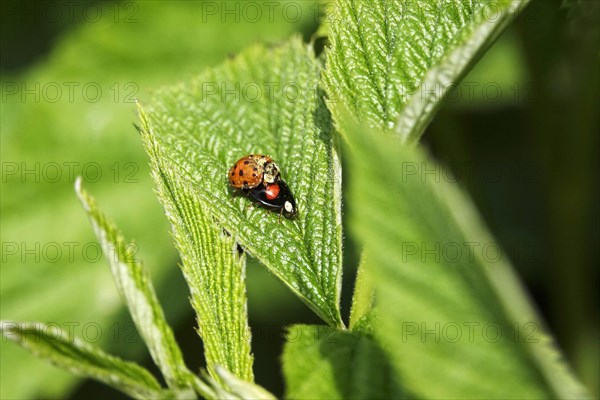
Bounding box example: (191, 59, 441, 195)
(244, 180, 297, 218)
(264, 183, 280, 200)
(228, 154, 270, 189)
(228, 154, 297, 218)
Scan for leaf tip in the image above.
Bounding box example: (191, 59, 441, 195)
(135, 101, 151, 134)
(74, 176, 92, 214)
(74, 175, 82, 192)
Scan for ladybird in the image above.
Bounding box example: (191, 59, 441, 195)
(228, 154, 280, 189)
(262, 160, 280, 184)
(244, 180, 297, 218)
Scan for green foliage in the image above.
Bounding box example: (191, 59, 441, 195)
(3, 0, 593, 399)
(282, 325, 402, 399)
(2, 179, 278, 399)
(75, 179, 201, 396)
(343, 120, 590, 398)
(323, 0, 530, 143)
(139, 109, 255, 382)
(348, 253, 375, 330)
(139, 38, 344, 328)
(0, 322, 164, 399)
(205, 366, 276, 400)
(1, 2, 318, 398)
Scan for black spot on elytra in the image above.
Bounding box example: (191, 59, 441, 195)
(239, 170, 244, 176)
(243, 180, 248, 185)
(244, 160, 250, 164)
(252, 173, 257, 177)
(253, 167, 258, 171)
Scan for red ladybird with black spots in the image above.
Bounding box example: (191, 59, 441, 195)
(228, 154, 280, 189)
(228, 154, 297, 218)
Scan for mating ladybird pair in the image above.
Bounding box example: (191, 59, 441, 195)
(229, 154, 297, 218)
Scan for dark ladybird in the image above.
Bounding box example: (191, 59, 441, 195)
(244, 180, 297, 218)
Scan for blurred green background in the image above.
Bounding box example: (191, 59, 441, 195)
(1, 0, 597, 398)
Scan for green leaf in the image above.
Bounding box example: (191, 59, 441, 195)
(282, 324, 403, 399)
(323, 0, 530, 143)
(348, 252, 375, 330)
(139, 110, 254, 383)
(0, 321, 164, 399)
(207, 366, 276, 400)
(1, 3, 322, 398)
(75, 179, 200, 397)
(139, 37, 344, 328)
(345, 122, 590, 398)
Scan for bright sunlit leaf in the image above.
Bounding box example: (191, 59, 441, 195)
(139, 37, 344, 328)
(323, 0, 530, 143)
(0, 322, 164, 400)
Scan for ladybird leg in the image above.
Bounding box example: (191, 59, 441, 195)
(278, 209, 283, 224)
